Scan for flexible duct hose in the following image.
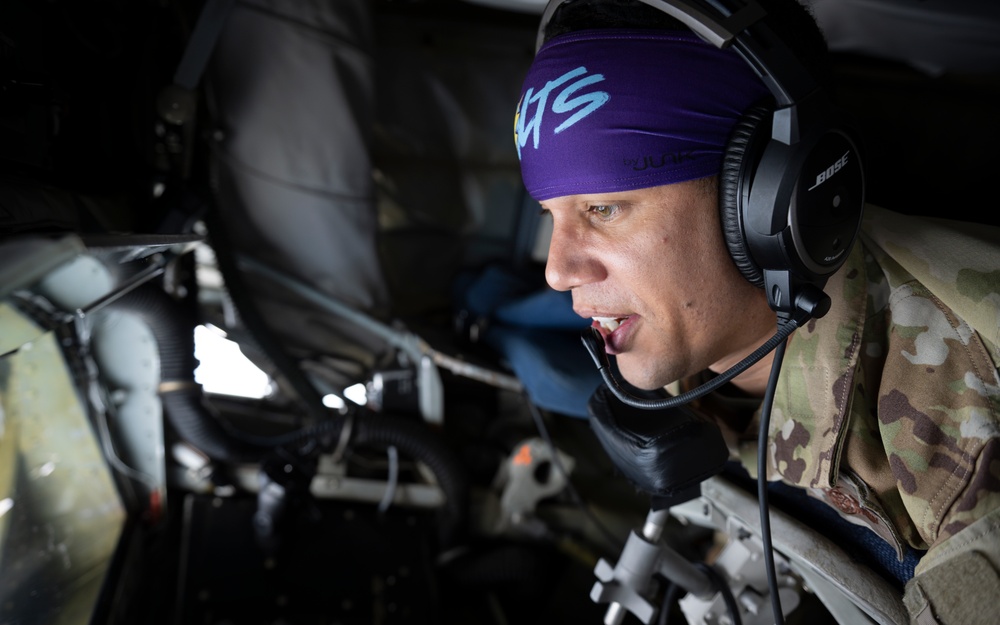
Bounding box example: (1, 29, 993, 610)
(111, 282, 261, 463)
(111, 281, 469, 545)
(348, 413, 469, 547)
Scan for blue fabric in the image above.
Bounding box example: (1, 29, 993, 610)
(455, 265, 600, 418)
(484, 327, 603, 418)
(458, 265, 589, 330)
(723, 463, 923, 590)
(767, 480, 922, 589)
(493, 288, 589, 330)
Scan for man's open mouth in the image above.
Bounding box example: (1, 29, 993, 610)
(592, 316, 628, 332)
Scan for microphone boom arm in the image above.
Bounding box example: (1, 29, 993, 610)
(581, 307, 811, 411)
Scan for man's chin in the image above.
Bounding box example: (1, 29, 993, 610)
(614, 357, 670, 392)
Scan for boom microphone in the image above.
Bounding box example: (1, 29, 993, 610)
(581, 286, 829, 411)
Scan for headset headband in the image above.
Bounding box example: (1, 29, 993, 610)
(537, 0, 826, 143)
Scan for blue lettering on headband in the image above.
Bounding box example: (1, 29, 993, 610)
(515, 66, 609, 159)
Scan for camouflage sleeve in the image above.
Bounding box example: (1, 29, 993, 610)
(860, 208, 1000, 552)
(861, 205, 1000, 625)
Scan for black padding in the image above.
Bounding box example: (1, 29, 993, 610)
(719, 104, 772, 289)
(587, 384, 730, 499)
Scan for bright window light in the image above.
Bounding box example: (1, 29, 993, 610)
(321, 384, 368, 410)
(343, 383, 368, 405)
(194, 325, 272, 398)
(322, 394, 345, 409)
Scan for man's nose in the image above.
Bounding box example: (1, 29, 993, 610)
(544, 224, 601, 292)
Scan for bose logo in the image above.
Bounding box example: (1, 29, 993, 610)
(823, 249, 846, 263)
(514, 66, 609, 159)
(807, 151, 850, 191)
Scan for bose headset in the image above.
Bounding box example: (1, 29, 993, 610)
(533, 1, 867, 623)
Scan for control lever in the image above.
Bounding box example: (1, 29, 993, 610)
(591, 507, 716, 625)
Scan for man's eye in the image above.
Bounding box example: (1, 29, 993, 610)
(589, 204, 620, 218)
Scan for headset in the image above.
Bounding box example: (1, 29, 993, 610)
(537, 0, 866, 317)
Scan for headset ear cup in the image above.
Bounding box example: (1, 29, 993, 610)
(719, 105, 772, 289)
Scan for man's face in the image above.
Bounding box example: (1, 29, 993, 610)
(541, 178, 776, 390)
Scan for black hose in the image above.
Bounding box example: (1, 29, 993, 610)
(695, 562, 743, 625)
(657, 565, 742, 625)
(112, 281, 262, 463)
(657, 581, 684, 625)
(349, 413, 470, 548)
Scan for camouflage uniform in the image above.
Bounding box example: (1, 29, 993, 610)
(718, 205, 1000, 624)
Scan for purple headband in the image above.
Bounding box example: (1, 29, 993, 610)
(515, 29, 771, 201)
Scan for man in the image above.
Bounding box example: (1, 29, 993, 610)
(514, 1, 1000, 623)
